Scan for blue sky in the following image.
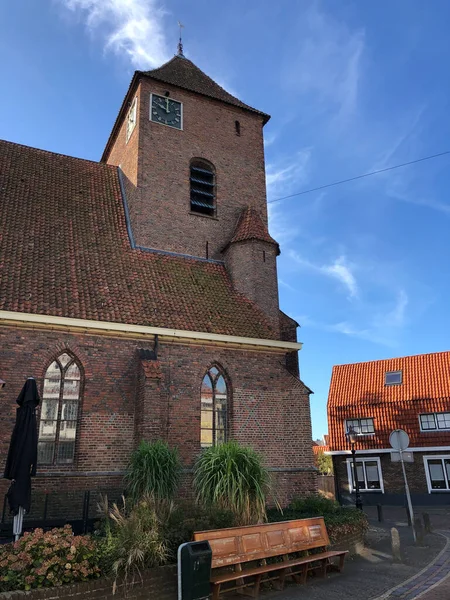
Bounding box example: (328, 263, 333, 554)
(2, 1, 450, 440)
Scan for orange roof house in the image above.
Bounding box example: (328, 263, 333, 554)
(327, 351, 450, 506)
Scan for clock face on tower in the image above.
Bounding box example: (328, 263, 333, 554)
(150, 94, 183, 129)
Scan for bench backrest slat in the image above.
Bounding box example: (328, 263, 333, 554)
(193, 517, 329, 568)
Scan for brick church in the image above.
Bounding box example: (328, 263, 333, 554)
(0, 50, 316, 510)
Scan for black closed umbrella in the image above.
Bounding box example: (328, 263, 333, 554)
(4, 378, 40, 539)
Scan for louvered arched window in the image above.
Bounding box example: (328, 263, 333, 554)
(38, 353, 82, 465)
(200, 366, 228, 447)
(190, 159, 216, 216)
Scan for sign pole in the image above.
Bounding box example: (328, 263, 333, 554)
(399, 448, 416, 543)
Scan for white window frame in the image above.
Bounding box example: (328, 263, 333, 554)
(126, 96, 138, 143)
(423, 455, 450, 493)
(419, 412, 450, 432)
(344, 417, 375, 436)
(346, 457, 384, 493)
(385, 370, 402, 385)
(149, 93, 184, 130)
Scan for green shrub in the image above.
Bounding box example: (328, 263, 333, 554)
(0, 525, 100, 592)
(163, 503, 235, 562)
(316, 452, 333, 475)
(125, 440, 181, 504)
(267, 494, 369, 545)
(290, 495, 340, 514)
(193, 441, 270, 525)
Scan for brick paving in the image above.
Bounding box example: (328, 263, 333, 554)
(376, 532, 450, 600)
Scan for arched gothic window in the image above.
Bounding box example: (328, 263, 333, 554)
(190, 159, 216, 216)
(200, 366, 228, 447)
(38, 353, 81, 465)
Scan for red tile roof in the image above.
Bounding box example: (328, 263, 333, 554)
(0, 139, 277, 339)
(142, 56, 270, 124)
(226, 207, 280, 254)
(328, 352, 450, 451)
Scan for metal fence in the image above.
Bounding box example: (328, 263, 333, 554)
(1, 488, 124, 540)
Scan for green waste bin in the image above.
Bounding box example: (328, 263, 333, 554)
(177, 540, 212, 600)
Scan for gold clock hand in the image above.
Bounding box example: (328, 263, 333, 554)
(165, 98, 169, 113)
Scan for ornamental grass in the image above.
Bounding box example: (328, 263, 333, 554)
(193, 441, 270, 525)
(125, 440, 181, 504)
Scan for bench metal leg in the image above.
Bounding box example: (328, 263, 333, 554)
(339, 553, 346, 572)
(212, 583, 221, 600)
(320, 559, 327, 578)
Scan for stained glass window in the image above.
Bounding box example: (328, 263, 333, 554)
(200, 366, 228, 447)
(38, 353, 81, 465)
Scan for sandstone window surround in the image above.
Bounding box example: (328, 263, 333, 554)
(346, 457, 384, 493)
(200, 366, 228, 448)
(37, 353, 82, 465)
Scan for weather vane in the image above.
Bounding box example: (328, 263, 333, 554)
(177, 21, 184, 57)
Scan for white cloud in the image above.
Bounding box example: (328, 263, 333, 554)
(59, 0, 170, 68)
(322, 256, 358, 299)
(284, 4, 365, 122)
(266, 149, 311, 200)
(289, 251, 359, 299)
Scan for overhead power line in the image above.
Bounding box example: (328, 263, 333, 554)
(268, 150, 450, 205)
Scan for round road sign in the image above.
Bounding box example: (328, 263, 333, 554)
(389, 429, 410, 451)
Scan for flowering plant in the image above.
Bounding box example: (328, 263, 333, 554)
(0, 525, 100, 591)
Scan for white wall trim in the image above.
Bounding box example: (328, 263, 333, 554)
(423, 454, 450, 494)
(0, 310, 302, 351)
(346, 456, 384, 494)
(326, 445, 450, 456)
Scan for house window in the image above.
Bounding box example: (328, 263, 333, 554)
(126, 96, 137, 142)
(424, 456, 450, 491)
(190, 159, 216, 216)
(345, 418, 375, 435)
(419, 412, 450, 431)
(38, 353, 81, 465)
(200, 366, 228, 447)
(346, 457, 383, 492)
(385, 370, 402, 385)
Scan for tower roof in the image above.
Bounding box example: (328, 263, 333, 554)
(141, 56, 270, 124)
(102, 55, 270, 162)
(224, 206, 280, 255)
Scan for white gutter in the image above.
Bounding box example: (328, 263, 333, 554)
(326, 446, 450, 456)
(0, 310, 302, 351)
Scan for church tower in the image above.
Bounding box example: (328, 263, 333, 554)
(102, 51, 282, 333)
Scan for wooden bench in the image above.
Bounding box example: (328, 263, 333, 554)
(194, 517, 348, 599)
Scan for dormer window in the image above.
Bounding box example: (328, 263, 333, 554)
(345, 418, 375, 435)
(385, 370, 402, 385)
(126, 97, 137, 142)
(190, 159, 216, 216)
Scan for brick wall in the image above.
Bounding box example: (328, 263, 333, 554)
(0, 565, 178, 600)
(333, 451, 450, 505)
(0, 326, 316, 507)
(106, 86, 141, 187)
(105, 77, 268, 262)
(224, 240, 280, 330)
